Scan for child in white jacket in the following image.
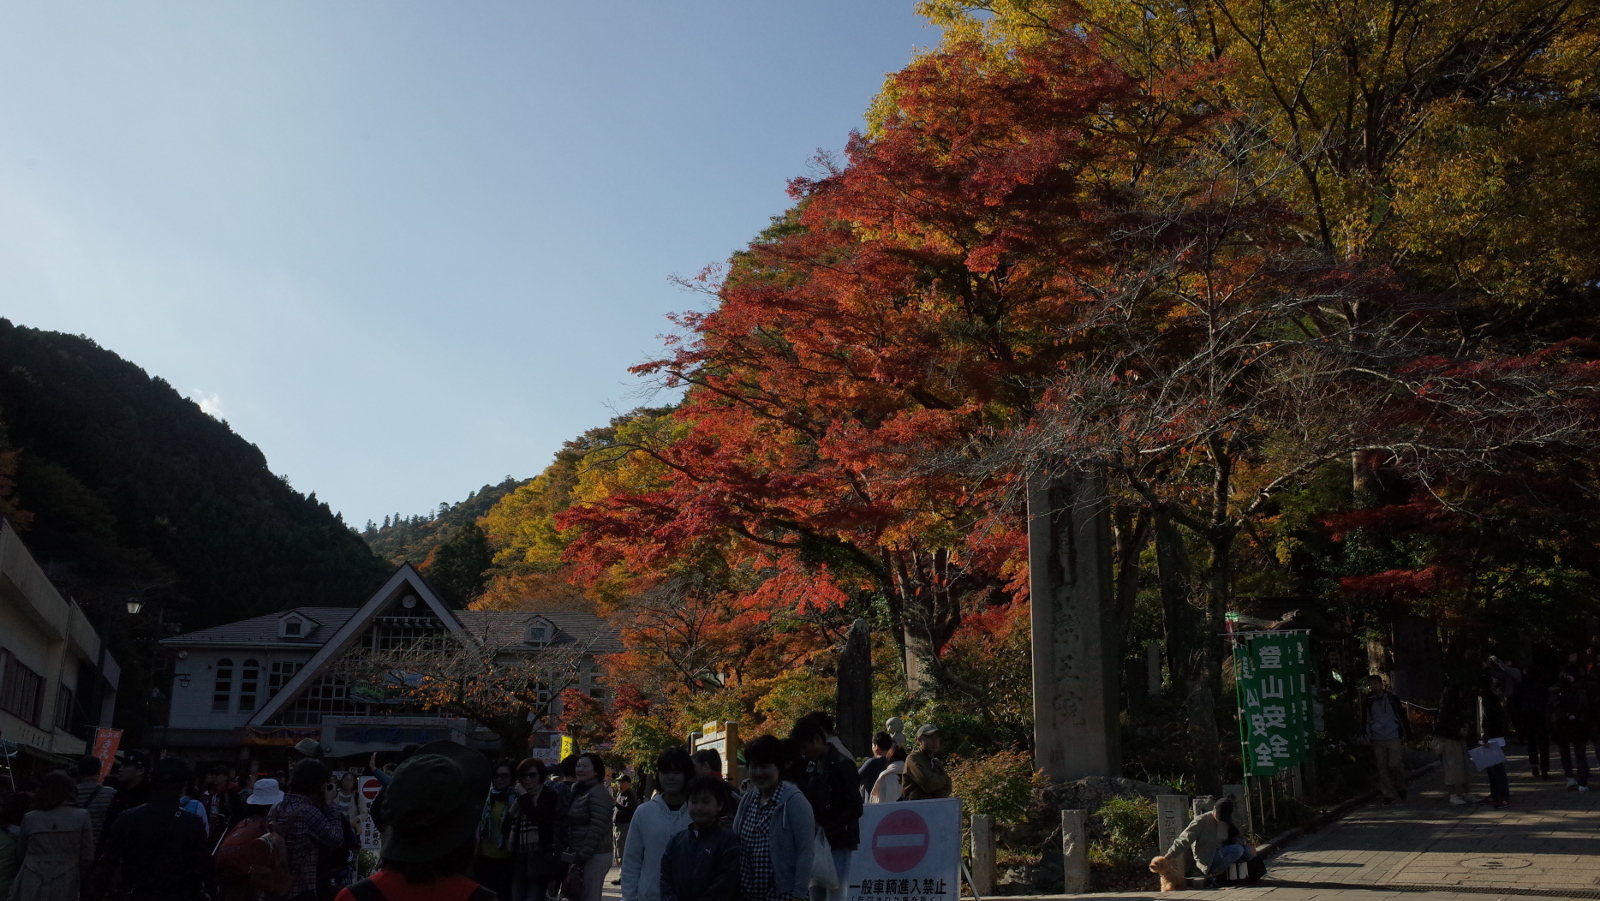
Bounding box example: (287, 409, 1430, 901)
(621, 749, 698, 901)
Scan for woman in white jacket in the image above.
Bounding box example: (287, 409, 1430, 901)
(869, 747, 908, 804)
(621, 748, 698, 901)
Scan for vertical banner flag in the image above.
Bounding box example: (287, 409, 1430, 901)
(92, 728, 123, 782)
(1235, 633, 1313, 776)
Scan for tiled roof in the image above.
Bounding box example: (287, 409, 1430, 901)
(162, 607, 359, 647)
(456, 610, 622, 654)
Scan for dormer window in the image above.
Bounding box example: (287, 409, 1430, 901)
(279, 613, 317, 640)
(524, 619, 553, 647)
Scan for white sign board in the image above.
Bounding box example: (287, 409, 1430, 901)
(360, 814, 381, 851)
(844, 799, 962, 901)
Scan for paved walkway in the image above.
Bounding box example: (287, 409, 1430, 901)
(1260, 761, 1600, 895)
(1014, 755, 1600, 900)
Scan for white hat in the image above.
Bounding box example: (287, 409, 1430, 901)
(247, 778, 285, 805)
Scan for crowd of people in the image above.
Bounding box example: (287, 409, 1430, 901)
(0, 711, 952, 901)
(1361, 639, 1600, 810)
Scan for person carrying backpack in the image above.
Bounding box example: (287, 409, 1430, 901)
(334, 740, 496, 901)
(215, 778, 293, 901)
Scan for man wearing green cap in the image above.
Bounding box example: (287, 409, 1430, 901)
(336, 740, 497, 901)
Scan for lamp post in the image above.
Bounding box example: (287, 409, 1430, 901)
(84, 596, 144, 745)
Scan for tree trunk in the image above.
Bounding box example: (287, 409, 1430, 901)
(1156, 513, 1223, 792)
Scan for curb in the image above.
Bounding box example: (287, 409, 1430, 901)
(1253, 760, 1440, 858)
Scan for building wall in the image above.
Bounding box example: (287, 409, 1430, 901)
(169, 648, 318, 730)
(0, 518, 118, 757)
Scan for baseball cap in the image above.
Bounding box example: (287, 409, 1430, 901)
(377, 740, 490, 862)
(916, 724, 940, 738)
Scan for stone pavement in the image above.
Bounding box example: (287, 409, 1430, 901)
(1257, 760, 1600, 896)
(1021, 754, 1600, 901)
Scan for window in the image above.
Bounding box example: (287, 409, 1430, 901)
(55, 684, 75, 732)
(0, 651, 45, 726)
(285, 620, 301, 636)
(238, 659, 260, 712)
(268, 661, 302, 699)
(213, 658, 234, 713)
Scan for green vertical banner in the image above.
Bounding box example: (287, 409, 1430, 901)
(1237, 633, 1313, 776)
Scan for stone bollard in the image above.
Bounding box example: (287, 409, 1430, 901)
(1156, 794, 1189, 861)
(970, 814, 996, 897)
(1062, 809, 1089, 895)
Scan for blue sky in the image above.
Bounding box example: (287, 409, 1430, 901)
(0, 2, 937, 528)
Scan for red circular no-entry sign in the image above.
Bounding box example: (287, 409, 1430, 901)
(359, 776, 382, 802)
(872, 809, 930, 873)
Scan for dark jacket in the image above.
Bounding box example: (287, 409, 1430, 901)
(660, 822, 741, 901)
(98, 799, 209, 900)
(1550, 681, 1590, 742)
(1360, 691, 1411, 741)
(615, 788, 639, 826)
(800, 747, 863, 851)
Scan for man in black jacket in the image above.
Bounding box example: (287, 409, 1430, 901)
(792, 716, 863, 901)
(97, 757, 210, 900)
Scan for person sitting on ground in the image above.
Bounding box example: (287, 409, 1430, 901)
(335, 739, 496, 901)
(660, 775, 741, 901)
(857, 733, 894, 800)
(868, 747, 908, 804)
(900, 725, 951, 801)
(1161, 800, 1262, 886)
(623, 748, 697, 901)
(97, 758, 210, 901)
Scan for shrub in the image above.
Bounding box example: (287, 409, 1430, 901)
(1094, 796, 1159, 869)
(948, 750, 1051, 830)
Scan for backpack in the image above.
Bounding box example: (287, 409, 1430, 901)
(214, 816, 293, 896)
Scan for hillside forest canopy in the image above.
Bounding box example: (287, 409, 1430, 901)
(372, 0, 1600, 789)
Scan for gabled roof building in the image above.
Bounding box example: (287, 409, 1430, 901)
(161, 564, 616, 764)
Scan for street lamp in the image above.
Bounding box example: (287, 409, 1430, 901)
(126, 598, 143, 615)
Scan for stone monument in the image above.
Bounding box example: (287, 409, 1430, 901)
(1028, 468, 1120, 781)
(836, 618, 873, 758)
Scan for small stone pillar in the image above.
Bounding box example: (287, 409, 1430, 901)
(1029, 469, 1119, 781)
(1156, 794, 1189, 859)
(970, 814, 996, 896)
(1062, 809, 1089, 894)
(836, 618, 872, 758)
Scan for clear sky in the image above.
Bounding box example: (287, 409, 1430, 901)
(0, 2, 937, 528)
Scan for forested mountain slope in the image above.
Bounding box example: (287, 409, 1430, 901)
(0, 319, 389, 630)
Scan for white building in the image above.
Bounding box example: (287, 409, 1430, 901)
(0, 517, 120, 767)
(161, 564, 617, 764)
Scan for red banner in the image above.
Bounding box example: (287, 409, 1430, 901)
(91, 728, 122, 781)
